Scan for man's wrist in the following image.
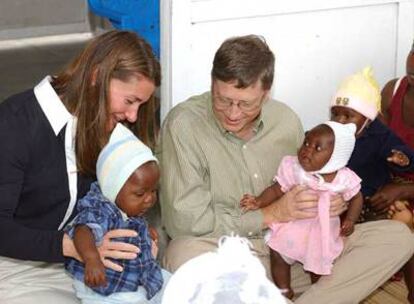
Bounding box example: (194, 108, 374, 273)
(262, 203, 280, 227)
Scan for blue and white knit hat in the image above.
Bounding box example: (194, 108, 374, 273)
(97, 123, 158, 202)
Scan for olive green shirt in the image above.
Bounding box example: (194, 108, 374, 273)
(158, 92, 304, 240)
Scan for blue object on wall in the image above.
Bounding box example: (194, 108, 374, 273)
(88, 0, 160, 58)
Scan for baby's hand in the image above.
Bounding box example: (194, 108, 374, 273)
(240, 194, 260, 212)
(148, 226, 158, 243)
(84, 259, 107, 287)
(340, 219, 355, 236)
(148, 226, 159, 258)
(387, 149, 410, 167)
(151, 239, 159, 259)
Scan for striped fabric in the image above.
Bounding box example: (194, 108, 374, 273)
(158, 91, 304, 240)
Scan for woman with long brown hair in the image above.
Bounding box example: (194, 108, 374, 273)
(0, 30, 160, 303)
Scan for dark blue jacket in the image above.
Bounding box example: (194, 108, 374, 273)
(348, 119, 414, 198)
(0, 90, 93, 262)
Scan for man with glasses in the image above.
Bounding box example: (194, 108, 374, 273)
(158, 35, 414, 303)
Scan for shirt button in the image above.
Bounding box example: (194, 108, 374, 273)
(243, 144, 247, 149)
(248, 231, 253, 236)
(253, 173, 258, 178)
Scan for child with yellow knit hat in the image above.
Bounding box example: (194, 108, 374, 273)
(330, 67, 414, 225)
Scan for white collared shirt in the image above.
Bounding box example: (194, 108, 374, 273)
(34, 76, 78, 230)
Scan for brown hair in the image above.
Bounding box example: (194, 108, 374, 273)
(52, 30, 160, 176)
(211, 35, 274, 90)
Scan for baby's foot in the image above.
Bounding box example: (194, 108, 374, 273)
(389, 201, 414, 230)
(279, 288, 294, 299)
(309, 272, 321, 284)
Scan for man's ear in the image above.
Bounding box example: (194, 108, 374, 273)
(263, 90, 271, 102)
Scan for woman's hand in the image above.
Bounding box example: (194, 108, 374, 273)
(262, 185, 318, 227)
(63, 229, 140, 272)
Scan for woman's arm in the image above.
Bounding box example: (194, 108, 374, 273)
(0, 104, 66, 262)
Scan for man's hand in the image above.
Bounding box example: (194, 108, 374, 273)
(329, 194, 348, 217)
(262, 185, 318, 227)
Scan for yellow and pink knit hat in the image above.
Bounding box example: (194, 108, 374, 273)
(330, 67, 381, 120)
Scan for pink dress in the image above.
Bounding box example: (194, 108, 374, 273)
(267, 156, 361, 275)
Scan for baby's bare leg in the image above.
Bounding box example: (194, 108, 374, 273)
(270, 249, 294, 299)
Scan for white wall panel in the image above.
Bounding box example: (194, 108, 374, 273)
(161, 0, 414, 129)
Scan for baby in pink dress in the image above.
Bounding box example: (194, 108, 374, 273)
(240, 121, 363, 299)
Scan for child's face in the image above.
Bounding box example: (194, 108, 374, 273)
(330, 106, 367, 134)
(298, 125, 334, 172)
(115, 161, 160, 217)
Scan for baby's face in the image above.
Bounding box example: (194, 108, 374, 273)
(116, 161, 160, 217)
(330, 106, 366, 135)
(298, 125, 334, 172)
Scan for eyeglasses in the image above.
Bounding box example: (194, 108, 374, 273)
(213, 93, 264, 112)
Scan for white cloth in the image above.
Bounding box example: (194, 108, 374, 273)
(162, 235, 286, 304)
(0, 256, 79, 304)
(73, 270, 171, 304)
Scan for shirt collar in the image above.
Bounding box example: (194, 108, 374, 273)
(207, 92, 264, 137)
(34, 76, 73, 136)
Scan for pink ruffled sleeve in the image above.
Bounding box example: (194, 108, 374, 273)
(273, 155, 298, 193)
(336, 167, 362, 201)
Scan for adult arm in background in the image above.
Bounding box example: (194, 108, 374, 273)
(381, 78, 398, 123)
(367, 80, 414, 212)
